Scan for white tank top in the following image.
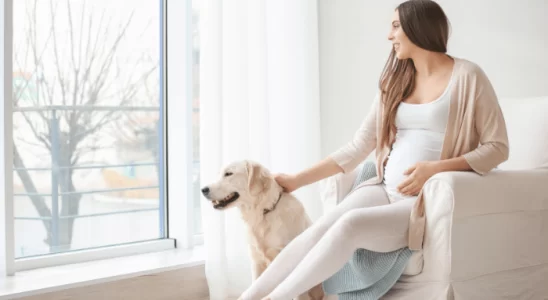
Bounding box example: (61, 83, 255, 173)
(383, 81, 453, 200)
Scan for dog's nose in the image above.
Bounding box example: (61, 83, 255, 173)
(201, 187, 210, 196)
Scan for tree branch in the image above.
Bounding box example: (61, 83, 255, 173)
(13, 144, 52, 237)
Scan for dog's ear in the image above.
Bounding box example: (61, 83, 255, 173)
(247, 161, 270, 196)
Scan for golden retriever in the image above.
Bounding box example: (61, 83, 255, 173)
(201, 160, 324, 300)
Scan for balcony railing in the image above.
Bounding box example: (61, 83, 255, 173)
(12, 105, 165, 249)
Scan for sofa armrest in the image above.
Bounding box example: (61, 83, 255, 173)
(418, 168, 548, 282)
(423, 168, 548, 220)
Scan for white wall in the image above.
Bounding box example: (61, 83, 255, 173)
(318, 0, 548, 157)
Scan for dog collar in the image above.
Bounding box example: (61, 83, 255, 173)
(263, 192, 283, 215)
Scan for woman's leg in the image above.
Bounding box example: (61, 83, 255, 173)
(265, 196, 416, 300)
(240, 185, 390, 300)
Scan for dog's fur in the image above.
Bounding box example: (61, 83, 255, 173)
(202, 160, 324, 300)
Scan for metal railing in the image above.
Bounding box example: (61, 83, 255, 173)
(13, 105, 165, 248)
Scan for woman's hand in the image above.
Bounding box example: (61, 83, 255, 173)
(397, 161, 440, 196)
(273, 173, 302, 193)
(273, 157, 344, 193)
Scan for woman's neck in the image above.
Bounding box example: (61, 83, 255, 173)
(412, 52, 453, 77)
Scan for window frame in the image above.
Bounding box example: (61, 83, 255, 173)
(1, 0, 15, 278)
(1, 0, 200, 275)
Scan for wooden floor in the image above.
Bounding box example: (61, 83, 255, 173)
(19, 265, 209, 300)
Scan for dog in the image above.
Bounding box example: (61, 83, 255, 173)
(201, 160, 325, 300)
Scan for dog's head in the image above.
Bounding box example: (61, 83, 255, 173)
(201, 160, 277, 210)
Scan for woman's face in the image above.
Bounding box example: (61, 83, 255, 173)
(387, 10, 416, 59)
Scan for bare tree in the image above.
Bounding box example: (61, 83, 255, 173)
(110, 72, 160, 180)
(13, 0, 159, 252)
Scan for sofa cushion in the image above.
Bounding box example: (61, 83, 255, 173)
(497, 96, 548, 170)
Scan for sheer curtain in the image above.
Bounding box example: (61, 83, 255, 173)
(198, 0, 322, 298)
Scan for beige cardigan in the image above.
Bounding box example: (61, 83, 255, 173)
(330, 57, 510, 250)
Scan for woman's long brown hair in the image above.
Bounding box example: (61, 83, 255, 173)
(378, 0, 450, 148)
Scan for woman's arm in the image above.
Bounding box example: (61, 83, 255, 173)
(294, 157, 344, 188)
(434, 156, 472, 173)
(462, 66, 510, 175)
(275, 157, 343, 193)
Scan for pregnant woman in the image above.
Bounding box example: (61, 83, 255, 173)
(240, 0, 509, 299)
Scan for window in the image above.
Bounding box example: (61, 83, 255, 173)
(2, 0, 199, 275)
(12, 0, 166, 258)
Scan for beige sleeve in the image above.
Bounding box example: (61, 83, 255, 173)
(462, 68, 510, 175)
(329, 93, 380, 173)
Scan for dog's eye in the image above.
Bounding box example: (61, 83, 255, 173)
(224, 172, 233, 177)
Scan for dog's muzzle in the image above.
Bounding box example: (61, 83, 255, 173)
(201, 186, 240, 209)
(211, 192, 239, 209)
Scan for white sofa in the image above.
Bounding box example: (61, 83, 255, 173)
(320, 96, 548, 300)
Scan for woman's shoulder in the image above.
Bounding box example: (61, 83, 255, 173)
(452, 56, 490, 82)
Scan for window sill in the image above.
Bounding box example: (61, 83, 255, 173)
(0, 245, 205, 300)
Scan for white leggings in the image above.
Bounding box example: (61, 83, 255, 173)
(240, 184, 416, 300)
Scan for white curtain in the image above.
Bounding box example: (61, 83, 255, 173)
(199, 0, 322, 298)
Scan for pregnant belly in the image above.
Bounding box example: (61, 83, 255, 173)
(383, 130, 444, 196)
